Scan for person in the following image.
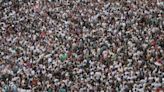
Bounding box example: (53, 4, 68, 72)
(9, 81, 18, 92)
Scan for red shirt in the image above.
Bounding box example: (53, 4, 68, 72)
(40, 32, 46, 38)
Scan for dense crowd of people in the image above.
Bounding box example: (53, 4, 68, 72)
(0, 0, 164, 92)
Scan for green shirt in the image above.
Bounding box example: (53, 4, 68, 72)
(47, 88, 53, 92)
(59, 53, 68, 62)
(59, 88, 66, 92)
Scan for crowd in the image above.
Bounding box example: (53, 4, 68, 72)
(0, 0, 164, 92)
